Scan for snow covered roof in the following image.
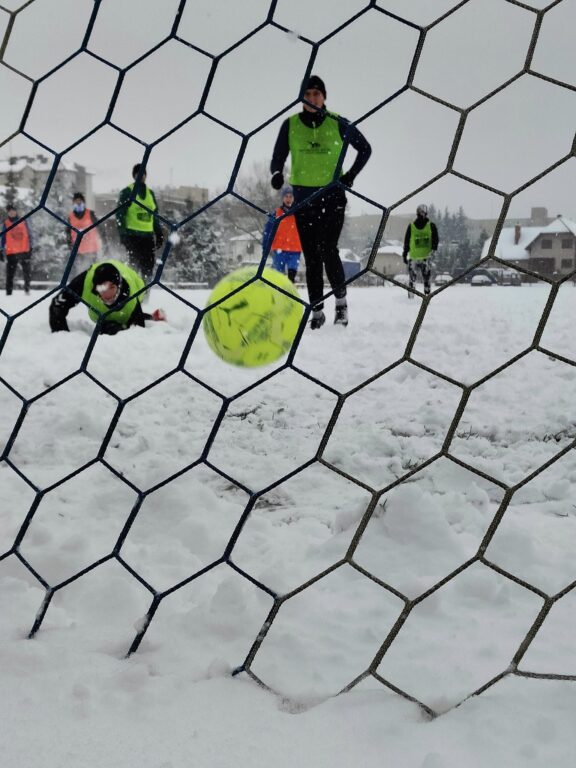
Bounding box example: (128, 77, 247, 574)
(524, 216, 576, 247)
(0, 156, 78, 174)
(340, 248, 361, 262)
(482, 216, 576, 261)
(376, 244, 403, 256)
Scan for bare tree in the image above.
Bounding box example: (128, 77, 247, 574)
(220, 160, 284, 244)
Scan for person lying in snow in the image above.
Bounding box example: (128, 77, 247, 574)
(49, 259, 165, 335)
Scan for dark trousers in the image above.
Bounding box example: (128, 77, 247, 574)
(6, 252, 31, 294)
(295, 187, 347, 309)
(124, 234, 156, 283)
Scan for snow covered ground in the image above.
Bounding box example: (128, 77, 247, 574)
(2, 281, 576, 768)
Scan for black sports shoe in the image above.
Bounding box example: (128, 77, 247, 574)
(334, 305, 348, 326)
(310, 310, 326, 330)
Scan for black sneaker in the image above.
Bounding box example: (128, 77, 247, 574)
(310, 310, 326, 330)
(334, 305, 348, 326)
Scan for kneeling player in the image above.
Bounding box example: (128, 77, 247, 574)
(49, 259, 165, 335)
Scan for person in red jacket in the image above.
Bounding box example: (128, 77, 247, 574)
(0, 204, 33, 295)
(67, 192, 102, 278)
(262, 185, 302, 283)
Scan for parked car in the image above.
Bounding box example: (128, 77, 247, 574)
(501, 269, 522, 286)
(465, 268, 497, 285)
(486, 267, 522, 285)
(470, 273, 494, 286)
(434, 273, 452, 286)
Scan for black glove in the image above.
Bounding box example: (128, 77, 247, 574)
(271, 172, 284, 190)
(99, 319, 122, 336)
(403, 255, 408, 265)
(340, 171, 355, 188)
(0, 251, 4, 263)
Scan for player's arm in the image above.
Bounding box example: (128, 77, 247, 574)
(270, 119, 290, 189)
(338, 119, 372, 185)
(150, 190, 164, 249)
(25, 221, 34, 253)
(127, 300, 147, 329)
(262, 213, 276, 255)
(115, 187, 131, 239)
(403, 226, 411, 263)
(431, 222, 439, 251)
(49, 273, 86, 332)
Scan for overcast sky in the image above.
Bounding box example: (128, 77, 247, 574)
(1, 0, 576, 221)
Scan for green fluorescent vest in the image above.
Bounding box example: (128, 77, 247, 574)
(409, 221, 433, 261)
(82, 259, 145, 325)
(288, 113, 343, 187)
(124, 183, 156, 233)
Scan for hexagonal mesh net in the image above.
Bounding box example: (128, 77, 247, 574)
(1, 0, 575, 718)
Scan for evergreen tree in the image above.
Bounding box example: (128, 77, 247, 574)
(171, 202, 222, 286)
(471, 228, 490, 264)
(30, 209, 71, 282)
(429, 204, 473, 275)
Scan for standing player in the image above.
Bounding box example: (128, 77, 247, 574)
(116, 164, 164, 283)
(270, 75, 371, 329)
(262, 185, 302, 283)
(402, 204, 439, 296)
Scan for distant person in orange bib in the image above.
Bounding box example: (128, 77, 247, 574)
(68, 192, 102, 278)
(0, 204, 33, 295)
(262, 185, 302, 283)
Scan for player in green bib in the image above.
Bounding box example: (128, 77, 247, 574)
(402, 204, 439, 296)
(270, 75, 371, 329)
(49, 260, 166, 334)
(116, 164, 164, 283)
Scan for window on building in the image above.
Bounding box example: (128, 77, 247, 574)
(561, 258, 573, 269)
(541, 239, 553, 249)
(561, 238, 573, 249)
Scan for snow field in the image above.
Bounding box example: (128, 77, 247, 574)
(1, 282, 576, 766)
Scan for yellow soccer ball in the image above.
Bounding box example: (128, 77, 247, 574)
(203, 266, 303, 367)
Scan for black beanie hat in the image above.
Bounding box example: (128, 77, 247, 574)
(305, 75, 326, 98)
(92, 262, 121, 292)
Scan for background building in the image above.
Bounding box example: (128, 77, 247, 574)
(0, 155, 94, 207)
(482, 212, 576, 279)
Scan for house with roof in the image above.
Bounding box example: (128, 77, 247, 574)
(229, 231, 261, 266)
(0, 155, 94, 207)
(366, 239, 405, 277)
(481, 214, 576, 280)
